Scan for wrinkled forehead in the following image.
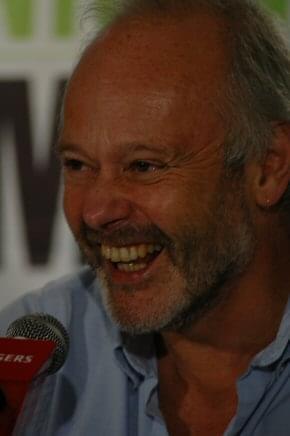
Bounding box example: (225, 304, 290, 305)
(61, 11, 230, 153)
(67, 10, 230, 106)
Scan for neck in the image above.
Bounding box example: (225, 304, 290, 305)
(159, 233, 290, 386)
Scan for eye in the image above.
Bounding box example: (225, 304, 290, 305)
(129, 160, 161, 173)
(62, 158, 85, 172)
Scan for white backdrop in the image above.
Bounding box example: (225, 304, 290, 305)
(0, 0, 289, 308)
(0, 0, 101, 307)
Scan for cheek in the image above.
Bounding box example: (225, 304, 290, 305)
(136, 183, 189, 232)
(141, 179, 215, 237)
(63, 186, 85, 236)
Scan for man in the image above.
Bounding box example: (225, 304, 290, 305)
(2, 0, 290, 434)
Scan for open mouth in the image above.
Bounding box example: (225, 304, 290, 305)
(101, 243, 163, 272)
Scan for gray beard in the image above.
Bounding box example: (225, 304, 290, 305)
(83, 171, 256, 335)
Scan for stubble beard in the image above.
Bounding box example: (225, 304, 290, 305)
(78, 173, 256, 335)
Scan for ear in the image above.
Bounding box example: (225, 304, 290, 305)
(255, 122, 290, 208)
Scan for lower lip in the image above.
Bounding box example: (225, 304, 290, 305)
(103, 252, 163, 285)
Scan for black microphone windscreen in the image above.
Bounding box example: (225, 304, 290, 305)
(5, 313, 69, 375)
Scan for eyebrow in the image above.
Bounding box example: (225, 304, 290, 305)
(124, 142, 172, 156)
(56, 141, 173, 158)
(55, 141, 82, 156)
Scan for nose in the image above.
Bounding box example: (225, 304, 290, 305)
(82, 181, 134, 230)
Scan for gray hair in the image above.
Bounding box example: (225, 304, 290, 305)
(89, 0, 290, 209)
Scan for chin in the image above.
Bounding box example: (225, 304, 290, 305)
(98, 275, 194, 335)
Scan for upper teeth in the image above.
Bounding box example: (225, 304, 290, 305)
(101, 244, 162, 263)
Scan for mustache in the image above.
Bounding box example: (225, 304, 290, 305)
(80, 222, 172, 248)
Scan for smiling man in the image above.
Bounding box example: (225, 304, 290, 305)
(61, 6, 245, 336)
(2, 0, 290, 435)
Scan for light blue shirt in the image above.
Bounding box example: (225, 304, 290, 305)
(1, 267, 290, 435)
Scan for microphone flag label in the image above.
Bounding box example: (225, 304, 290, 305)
(0, 338, 56, 434)
(0, 338, 55, 381)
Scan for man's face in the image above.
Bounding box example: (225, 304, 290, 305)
(59, 13, 256, 333)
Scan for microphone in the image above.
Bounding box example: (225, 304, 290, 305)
(6, 313, 69, 375)
(0, 313, 69, 435)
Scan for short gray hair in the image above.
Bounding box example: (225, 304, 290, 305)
(89, 0, 290, 208)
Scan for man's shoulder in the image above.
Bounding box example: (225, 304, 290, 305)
(0, 267, 104, 334)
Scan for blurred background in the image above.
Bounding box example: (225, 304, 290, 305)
(0, 0, 288, 307)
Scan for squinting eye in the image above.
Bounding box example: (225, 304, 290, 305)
(130, 160, 159, 173)
(62, 158, 85, 171)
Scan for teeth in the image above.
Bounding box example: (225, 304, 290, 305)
(101, 246, 111, 258)
(111, 247, 120, 262)
(117, 263, 147, 272)
(129, 246, 138, 261)
(105, 246, 111, 259)
(138, 244, 147, 258)
(101, 243, 162, 263)
(148, 245, 155, 254)
(120, 247, 130, 262)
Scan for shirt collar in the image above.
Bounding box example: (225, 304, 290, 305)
(114, 297, 290, 380)
(93, 276, 290, 377)
(251, 296, 290, 368)
(92, 278, 157, 388)
(114, 333, 157, 388)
